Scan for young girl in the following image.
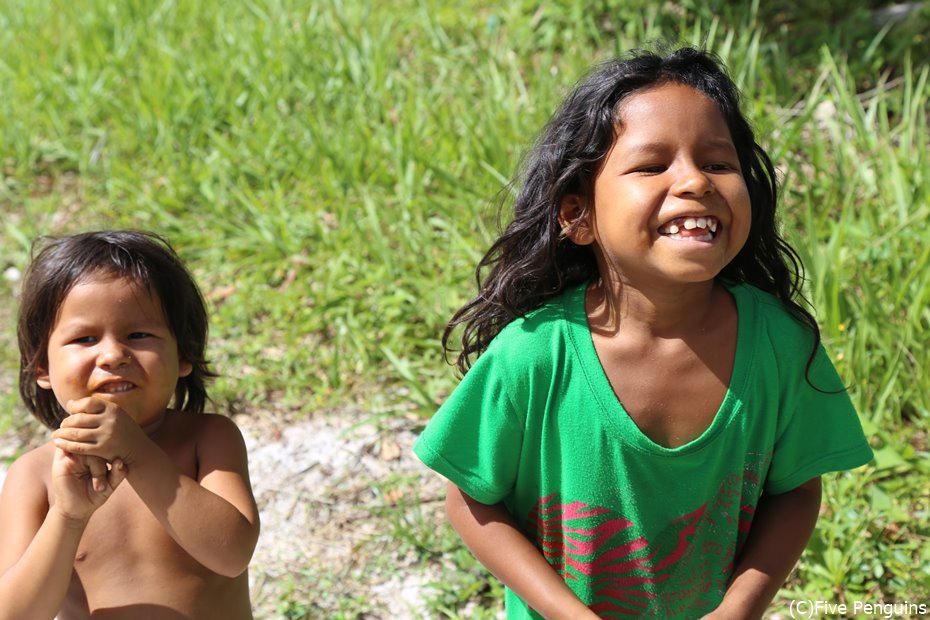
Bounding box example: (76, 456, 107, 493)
(414, 47, 873, 619)
(0, 230, 259, 619)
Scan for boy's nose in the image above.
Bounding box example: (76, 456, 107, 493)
(97, 340, 132, 368)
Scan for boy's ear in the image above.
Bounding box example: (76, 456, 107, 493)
(179, 360, 193, 378)
(36, 367, 52, 390)
(558, 194, 594, 245)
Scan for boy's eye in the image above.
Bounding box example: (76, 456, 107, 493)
(635, 165, 666, 174)
(129, 332, 153, 340)
(70, 336, 97, 344)
(704, 162, 735, 172)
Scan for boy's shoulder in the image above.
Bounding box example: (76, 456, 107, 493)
(160, 412, 248, 454)
(1, 441, 55, 502)
(164, 411, 242, 432)
(7, 441, 55, 478)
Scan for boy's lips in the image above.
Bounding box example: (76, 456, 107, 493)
(93, 380, 137, 394)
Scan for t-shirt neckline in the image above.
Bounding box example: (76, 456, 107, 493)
(566, 281, 752, 456)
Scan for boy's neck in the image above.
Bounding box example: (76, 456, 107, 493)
(141, 410, 170, 436)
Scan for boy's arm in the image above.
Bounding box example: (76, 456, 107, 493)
(126, 415, 259, 577)
(446, 482, 599, 620)
(54, 404, 260, 578)
(0, 448, 123, 620)
(705, 477, 822, 620)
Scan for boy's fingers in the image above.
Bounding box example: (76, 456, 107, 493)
(53, 438, 90, 455)
(53, 426, 91, 442)
(107, 458, 127, 490)
(65, 397, 108, 415)
(58, 414, 94, 429)
(86, 455, 108, 492)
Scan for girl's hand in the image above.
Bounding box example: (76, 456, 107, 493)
(51, 448, 126, 521)
(53, 397, 150, 467)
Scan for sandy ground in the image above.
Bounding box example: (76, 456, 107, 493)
(0, 406, 451, 619)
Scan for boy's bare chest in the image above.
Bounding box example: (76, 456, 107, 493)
(74, 438, 198, 566)
(63, 438, 228, 614)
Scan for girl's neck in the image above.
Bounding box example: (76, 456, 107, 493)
(587, 277, 724, 338)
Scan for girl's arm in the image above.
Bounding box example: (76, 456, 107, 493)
(0, 448, 123, 620)
(446, 482, 600, 620)
(54, 402, 260, 578)
(705, 477, 823, 620)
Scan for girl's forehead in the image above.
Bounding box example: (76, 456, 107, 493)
(612, 83, 732, 142)
(616, 83, 723, 122)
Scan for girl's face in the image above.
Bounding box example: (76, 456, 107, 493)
(562, 82, 751, 291)
(36, 275, 192, 428)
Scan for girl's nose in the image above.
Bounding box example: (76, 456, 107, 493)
(672, 164, 715, 197)
(97, 339, 132, 368)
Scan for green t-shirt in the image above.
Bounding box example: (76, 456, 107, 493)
(415, 282, 873, 619)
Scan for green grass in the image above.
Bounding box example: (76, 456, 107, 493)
(2, 0, 929, 615)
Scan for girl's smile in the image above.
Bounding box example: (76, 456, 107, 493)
(657, 215, 719, 240)
(563, 82, 751, 291)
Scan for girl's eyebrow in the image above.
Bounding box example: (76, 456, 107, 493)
(701, 137, 739, 151)
(620, 137, 737, 155)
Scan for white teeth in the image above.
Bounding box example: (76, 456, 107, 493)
(661, 216, 719, 237)
(99, 382, 133, 393)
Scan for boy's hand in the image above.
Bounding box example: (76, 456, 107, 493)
(52, 397, 151, 468)
(51, 448, 126, 521)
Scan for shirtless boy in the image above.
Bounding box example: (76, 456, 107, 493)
(0, 231, 259, 619)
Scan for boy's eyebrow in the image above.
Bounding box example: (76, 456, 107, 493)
(55, 317, 166, 331)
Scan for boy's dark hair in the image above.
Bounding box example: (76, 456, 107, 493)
(445, 46, 819, 373)
(17, 230, 217, 429)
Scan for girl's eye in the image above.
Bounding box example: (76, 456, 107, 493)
(71, 336, 97, 344)
(705, 163, 734, 172)
(635, 165, 666, 174)
(129, 332, 153, 340)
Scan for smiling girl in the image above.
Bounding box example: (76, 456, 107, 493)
(414, 47, 873, 618)
(0, 230, 259, 619)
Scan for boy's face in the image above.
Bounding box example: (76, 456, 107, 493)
(36, 275, 192, 429)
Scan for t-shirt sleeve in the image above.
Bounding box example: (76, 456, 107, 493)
(764, 344, 873, 494)
(413, 348, 525, 505)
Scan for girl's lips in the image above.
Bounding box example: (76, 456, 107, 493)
(658, 215, 719, 240)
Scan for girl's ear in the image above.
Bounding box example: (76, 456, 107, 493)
(179, 360, 193, 378)
(559, 194, 594, 245)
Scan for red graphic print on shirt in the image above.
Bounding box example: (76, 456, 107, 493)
(526, 455, 768, 617)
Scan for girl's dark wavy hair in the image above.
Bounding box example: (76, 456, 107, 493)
(445, 46, 819, 373)
(17, 230, 217, 429)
